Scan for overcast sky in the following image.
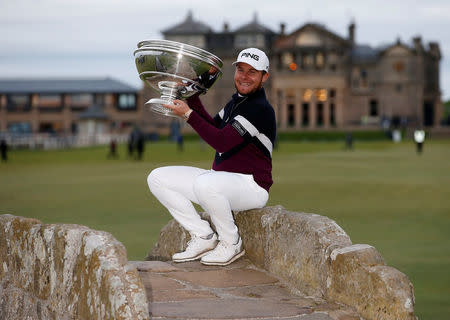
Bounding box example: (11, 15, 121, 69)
(1, 0, 449, 99)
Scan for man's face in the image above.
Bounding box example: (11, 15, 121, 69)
(234, 62, 269, 95)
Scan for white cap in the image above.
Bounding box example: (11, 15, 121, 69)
(232, 48, 269, 73)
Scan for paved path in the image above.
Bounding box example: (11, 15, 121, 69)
(131, 259, 361, 320)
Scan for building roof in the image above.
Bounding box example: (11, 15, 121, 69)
(78, 104, 109, 120)
(162, 11, 212, 35)
(234, 13, 274, 34)
(0, 77, 138, 94)
(351, 45, 379, 64)
(274, 23, 349, 50)
(375, 38, 415, 55)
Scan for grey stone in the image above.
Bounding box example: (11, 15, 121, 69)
(0, 214, 150, 320)
(129, 260, 180, 272)
(148, 206, 417, 320)
(328, 244, 416, 320)
(146, 219, 190, 261)
(150, 298, 313, 319)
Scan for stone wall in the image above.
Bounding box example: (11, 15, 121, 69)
(148, 205, 416, 320)
(0, 214, 149, 320)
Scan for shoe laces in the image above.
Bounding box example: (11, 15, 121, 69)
(186, 235, 201, 247)
(214, 240, 232, 253)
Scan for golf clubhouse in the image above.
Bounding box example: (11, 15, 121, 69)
(0, 12, 445, 141)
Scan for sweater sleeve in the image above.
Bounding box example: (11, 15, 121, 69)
(186, 95, 219, 126)
(187, 111, 245, 153)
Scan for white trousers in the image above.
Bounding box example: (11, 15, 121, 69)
(147, 166, 269, 244)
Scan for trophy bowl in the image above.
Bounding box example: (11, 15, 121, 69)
(134, 39, 223, 117)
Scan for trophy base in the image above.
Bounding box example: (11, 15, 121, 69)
(145, 98, 180, 118)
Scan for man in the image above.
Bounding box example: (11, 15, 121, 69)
(414, 129, 425, 154)
(147, 48, 276, 266)
(0, 139, 7, 162)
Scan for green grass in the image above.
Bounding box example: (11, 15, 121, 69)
(0, 139, 449, 319)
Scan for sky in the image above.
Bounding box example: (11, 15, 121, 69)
(1, 0, 449, 100)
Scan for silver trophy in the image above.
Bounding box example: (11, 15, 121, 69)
(134, 39, 223, 117)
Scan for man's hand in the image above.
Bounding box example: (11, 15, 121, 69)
(163, 100, 191, 118)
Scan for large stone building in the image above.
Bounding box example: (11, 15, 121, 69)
(144, 11, 442, 131)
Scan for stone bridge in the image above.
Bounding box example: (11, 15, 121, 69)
(0, 206, 416, 319)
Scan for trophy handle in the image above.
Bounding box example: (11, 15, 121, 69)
(145, 98, 179, 118)
(145, 81, 182, 117)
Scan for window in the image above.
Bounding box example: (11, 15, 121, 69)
(316, 52, 325, 69)
(315, 89, 327, 102)
(282, 52, 297, 71)
(39, 123, 56, 134)
(328, 52, 338, 71)
(329, 89, 336, 98)
(303, 89, 313, 102)
(361, 70, 368, 88)
(302, 103, 309, 126)
(330, 103, 336, 126)
(71, 93, 93, 105)
(234, 34, 265, 48)
(71, 123, 78, 134)
(7, 94, 31, 111)
(287, 104, 295, 127)
(38, 94, 61, 107)
(38, 94, 62, 112)
(302, 53, 314, 69)
(316, 103, 324, 126)
(8, 122, 32, 134)
(361, 70, 367, 78)
(369, 99, 378, 116)
(393, 61, 405, 73)
(166, 35, 206, 48)
(117, 94, 136, 110)
(95, 94, 105, 106)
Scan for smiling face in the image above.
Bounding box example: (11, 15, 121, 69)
(234, 62, 269, 95)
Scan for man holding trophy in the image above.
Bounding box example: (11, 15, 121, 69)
(146, 47, 276, 266)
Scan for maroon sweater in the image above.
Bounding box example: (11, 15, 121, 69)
(186, 88, 276, 192)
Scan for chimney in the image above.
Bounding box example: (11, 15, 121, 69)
(348, 21, 355, 43)
(223, 22, 229, 32)
(428, 42, 441, 59)
(413, 36, 423, 53)
(280, 23, 286, 36)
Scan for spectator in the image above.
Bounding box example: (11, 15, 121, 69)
(0, 139, 7, 162)
(108, 138, 118, 159)
(414, 129, 425, 154)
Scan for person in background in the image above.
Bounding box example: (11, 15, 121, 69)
(108, 138, 118, 159)
(414, 129, 425, 154)
(0, 139, 8, 162)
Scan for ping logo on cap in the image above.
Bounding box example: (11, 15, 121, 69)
(241, 52, 259, 61)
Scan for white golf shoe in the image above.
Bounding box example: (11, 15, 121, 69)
(200, 237, 245, 266)
(172, 233, 218, 262)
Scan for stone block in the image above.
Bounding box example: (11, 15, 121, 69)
(328, 244, 416, 320)
(130, 260, 180, 272)
(252, 207, 352, 297)
(169, 268, 279, 288)
(0, 214, 150, 320)
(146, 219, 189, 261)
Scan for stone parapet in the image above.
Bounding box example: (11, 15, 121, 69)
(148, 205, 416, 320)
(328, 244, 415, 320)
(0, 214, 149, 320)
